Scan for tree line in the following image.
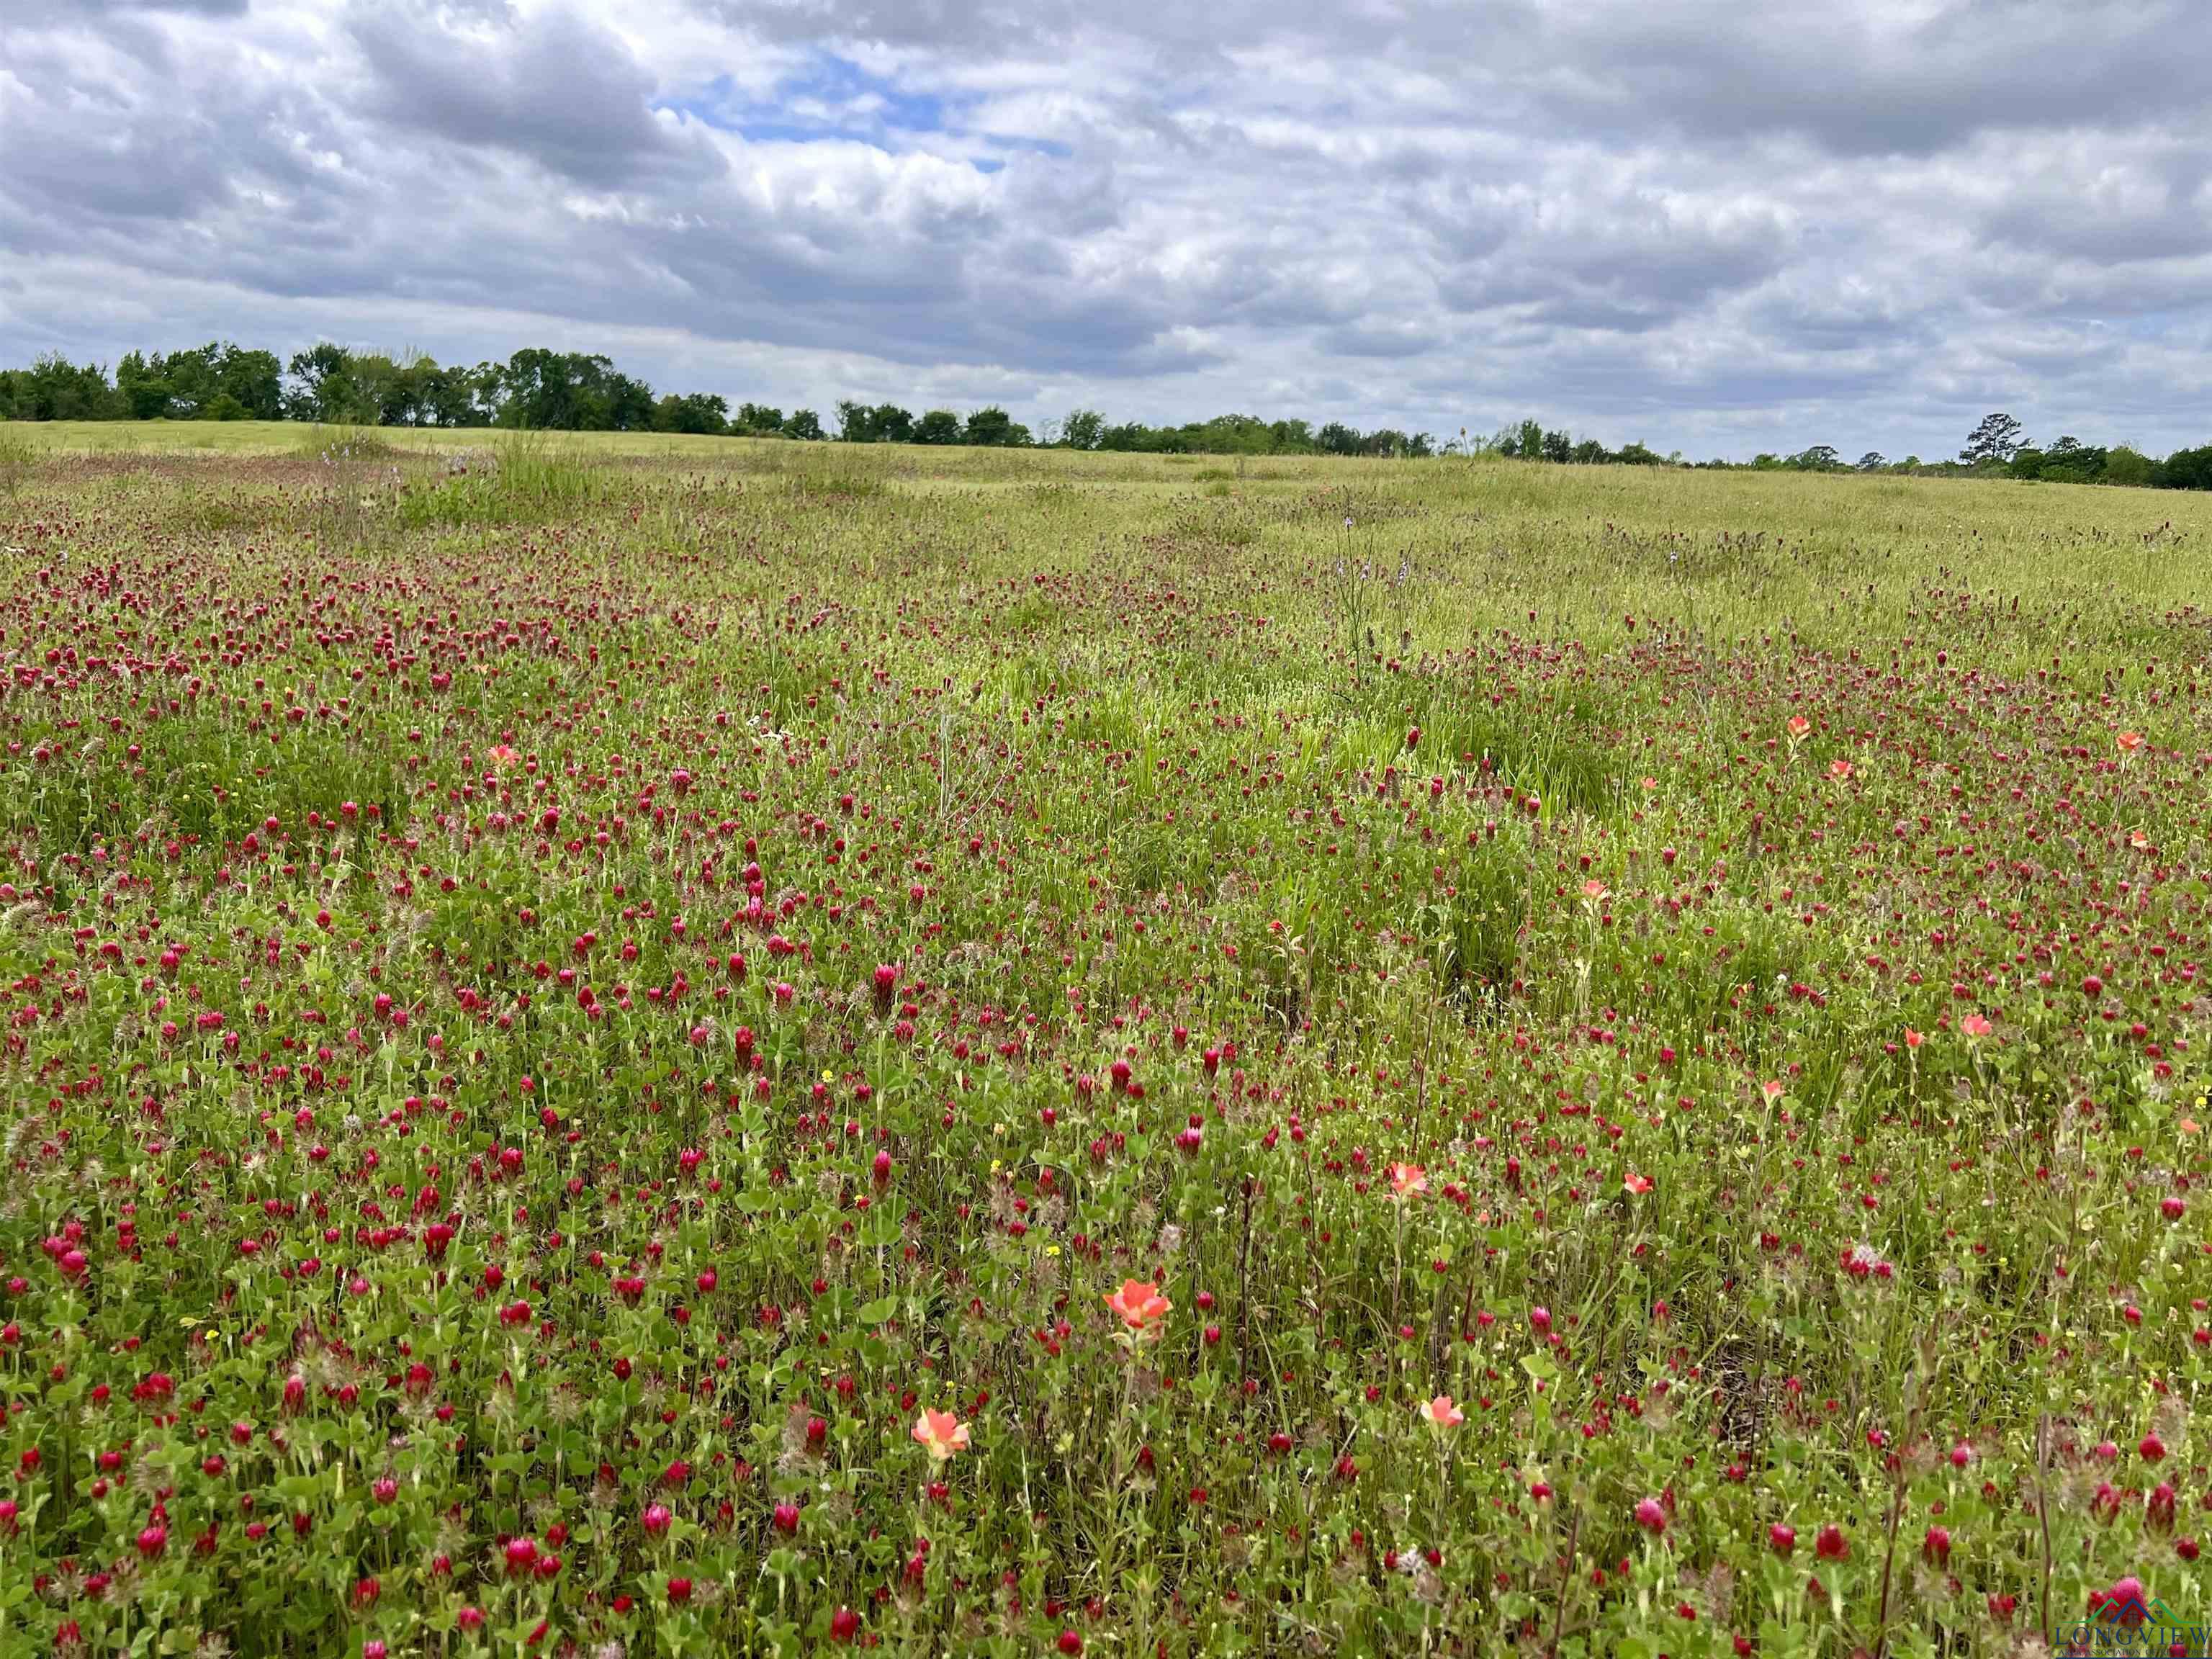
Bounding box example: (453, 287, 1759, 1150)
(0, 343, 824, 439)
(4, 346, 2208, 487)
(0, 342, 1442, 455)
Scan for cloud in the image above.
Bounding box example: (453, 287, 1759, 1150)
(345, 2, 718, 186)
(1, 0, 2210, 458)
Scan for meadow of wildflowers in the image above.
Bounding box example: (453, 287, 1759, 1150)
(0, 428, 2208, 1657)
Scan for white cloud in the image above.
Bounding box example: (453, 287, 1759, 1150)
(1, 0, 2210, 457)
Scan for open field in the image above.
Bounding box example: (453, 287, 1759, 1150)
(1, 426, 2208, 1657)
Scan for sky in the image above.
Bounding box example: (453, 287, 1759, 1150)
(3, 0, 2210, 460)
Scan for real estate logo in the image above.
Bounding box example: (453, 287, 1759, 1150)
(2059, 1585, 2208, 1657)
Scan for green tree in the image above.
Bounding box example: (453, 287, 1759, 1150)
(493, 350, 654, 431)
(2037, 437, 2107, 483)
(116, 351, 174, 419)
(837, 401, 917, 443)
(285, 343, 367, 423)
(2103, 446, 2154, 487)
(1062, 409, 1105, 451)
(652, 392, 730, 435)
(1, 354, 125, 420)
(963, 406, 1029, 446)
(346, 354, 408, 426)
(214, 345, 284, 420)
(2155, 444, 2212, 490)
(914, 409, 963, 445)
(1960, 411, 2027, 467)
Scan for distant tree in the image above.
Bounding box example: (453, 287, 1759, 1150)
(963, 406, 1026, 446)
(217, 346, 284, 420)
(734, 403, 784, 436)
(1097, 421, 1161, 452)
(1317, 421, 1363, 457)
(116, 352, 174, 420)
(285, 343, 367, 423)
(782, 409, 824, 441)
(436, 364, 491, 427)
(1789, 445, 1843, 471)
(1616, 442, 1665, 467)
(1539, 428, 1572, 464)
(2103, 446, 2154, 487)
(1189, 413, 1273, 454)
(2156, 444, 2212, 490)
(344, 354, 408, 426)
(1570, 439, 1609, 465)
(1516, 418, 1544, 460)
(493, 349, 572, 429)
(2, 354, 125, 420)
(601, 371, 653, 431)
(2037, 436, 2107, 483)
(652, 392, 729, 436)
(487, 350, 653, 431)
(1061, 408, 1105, 451)
(148, 345, 234, 418)
(150, 347, 219, 418)
(387, 354, 451, 426)
(140, 343, 275, 420)
(1856, 451, 1887, 471)
(835, 401, 916, 443)
(914, 409, 963, 445)
(1960, 412, 2027, 467)
(1406, 432, 1437, 459)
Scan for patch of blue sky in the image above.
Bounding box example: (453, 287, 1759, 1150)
(660, 57, 950, 145)
(979, 133, 1073, 159)
(660, 56, 1074, 167)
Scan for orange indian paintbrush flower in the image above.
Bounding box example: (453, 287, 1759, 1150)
(1103, 1278, 1172, 1336)
(911, 1408, 970, 1462)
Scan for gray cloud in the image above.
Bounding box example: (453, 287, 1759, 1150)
(345, 2, 719, 186)
(1, 0, 2210, 458)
